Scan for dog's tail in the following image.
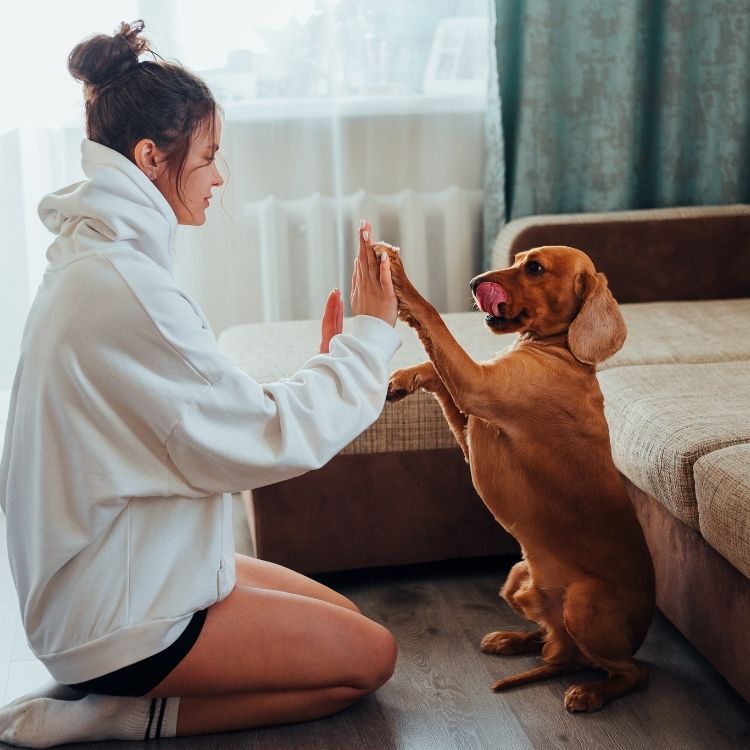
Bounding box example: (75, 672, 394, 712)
(491, 663, 585, 692)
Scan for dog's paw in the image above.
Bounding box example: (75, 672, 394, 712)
(373, 241, 400, 261)
(373, 241, 423, 318)
(396, 305, 420, 329)
(480, 630, 542, 655)
(481, 632, 511, 654)
(386, 387, 409, 402)
(373, 242, 405, 289)
(386, 368, 417, 402)
(564, 684, 605, 713)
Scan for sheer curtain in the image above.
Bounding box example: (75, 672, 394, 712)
(1, 0, 492, 443)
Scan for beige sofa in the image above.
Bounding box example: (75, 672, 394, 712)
(218, 204, 750, 702)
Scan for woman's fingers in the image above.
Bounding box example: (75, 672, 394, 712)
(357, 222, 367, 267)
(378, 252, 394, 297)
(319, 288, 341, 353)
(359, 220, 378, 283)
(351, 220, 396, 325)
(350, 256, 358, 306)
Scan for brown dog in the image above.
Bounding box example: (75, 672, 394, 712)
(382, 243, 655, 712)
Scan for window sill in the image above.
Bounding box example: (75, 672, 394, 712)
(219, 93, 487, 122)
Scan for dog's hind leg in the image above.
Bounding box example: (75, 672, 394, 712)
(482, 561, 550, 656)
(484, 561, 581, 669)
(561, 580, 649, 712)
(498, 560, 535, 618)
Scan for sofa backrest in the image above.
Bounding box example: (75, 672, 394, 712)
(492, 205, 750, 304)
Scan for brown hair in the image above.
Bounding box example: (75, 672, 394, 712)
(68, 20, 218, 205)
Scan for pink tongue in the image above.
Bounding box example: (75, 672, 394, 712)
(475, 282, 508, 317)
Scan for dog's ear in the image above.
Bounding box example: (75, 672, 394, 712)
(568, 272, 626, 365)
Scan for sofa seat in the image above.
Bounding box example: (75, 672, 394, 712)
(599, 360, 750, 529)
(695, 444, 750, 579)
(601, 298, 750, 370)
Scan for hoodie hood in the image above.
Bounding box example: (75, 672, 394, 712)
(38, 139, 178, 274)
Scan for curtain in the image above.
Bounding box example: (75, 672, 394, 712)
(483, 0, 750, 263)
(1, 0, 491, 435)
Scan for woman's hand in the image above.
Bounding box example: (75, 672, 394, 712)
(319, 287, 344, 353)
(350, 219, 397, 327)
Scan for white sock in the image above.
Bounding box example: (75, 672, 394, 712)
(0, 681, 179, 748)
(3, 681, 86, 707)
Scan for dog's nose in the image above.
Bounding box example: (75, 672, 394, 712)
(469, 277, 481, 293)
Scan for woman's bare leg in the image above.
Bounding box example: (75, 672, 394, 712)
(146, 581, 397, 736)
(173, 686, 370, 735)
(233, 553, 360, 612)
(0, 557, 388, 745)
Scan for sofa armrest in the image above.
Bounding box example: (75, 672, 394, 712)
(492, 204, 750, 304)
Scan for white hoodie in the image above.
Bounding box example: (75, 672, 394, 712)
(0, 139, 401, 685)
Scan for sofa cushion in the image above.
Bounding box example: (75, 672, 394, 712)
(598, 361, 750, 529)
(219, 312, 515, 454)
(694, 444, 750, 579)
(601, 299, 750, 370)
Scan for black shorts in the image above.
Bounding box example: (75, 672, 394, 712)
(66, 608, 208, 697)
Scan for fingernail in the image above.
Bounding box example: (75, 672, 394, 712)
(381, 252, 388, 262)
(363, 231, 369, 241)
(359, 219, 366, 229)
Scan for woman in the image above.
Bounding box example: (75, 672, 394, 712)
(0, 21, 399, 747)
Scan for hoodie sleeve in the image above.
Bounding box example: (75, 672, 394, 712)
(165, 315, 401, 494)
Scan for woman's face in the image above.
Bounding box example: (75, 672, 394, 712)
(156, 113, 224, 226)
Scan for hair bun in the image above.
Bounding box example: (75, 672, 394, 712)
(68, 20, 149, 89)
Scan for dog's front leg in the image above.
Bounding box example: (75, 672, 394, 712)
(377, 244, 488, 417)
(387, 361, 470, 461)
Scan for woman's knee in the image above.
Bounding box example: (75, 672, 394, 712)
(350, 622, 398, 693)
(373, 626, 398, 688)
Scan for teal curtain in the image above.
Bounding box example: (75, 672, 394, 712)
(483, 0, 750, 265)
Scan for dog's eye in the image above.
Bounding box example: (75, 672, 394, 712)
(526, 260, 545, 275)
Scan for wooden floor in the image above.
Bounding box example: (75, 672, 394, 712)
(6, 554, 746, 750)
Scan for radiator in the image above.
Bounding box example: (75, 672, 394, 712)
(244, 187, 484, 321)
